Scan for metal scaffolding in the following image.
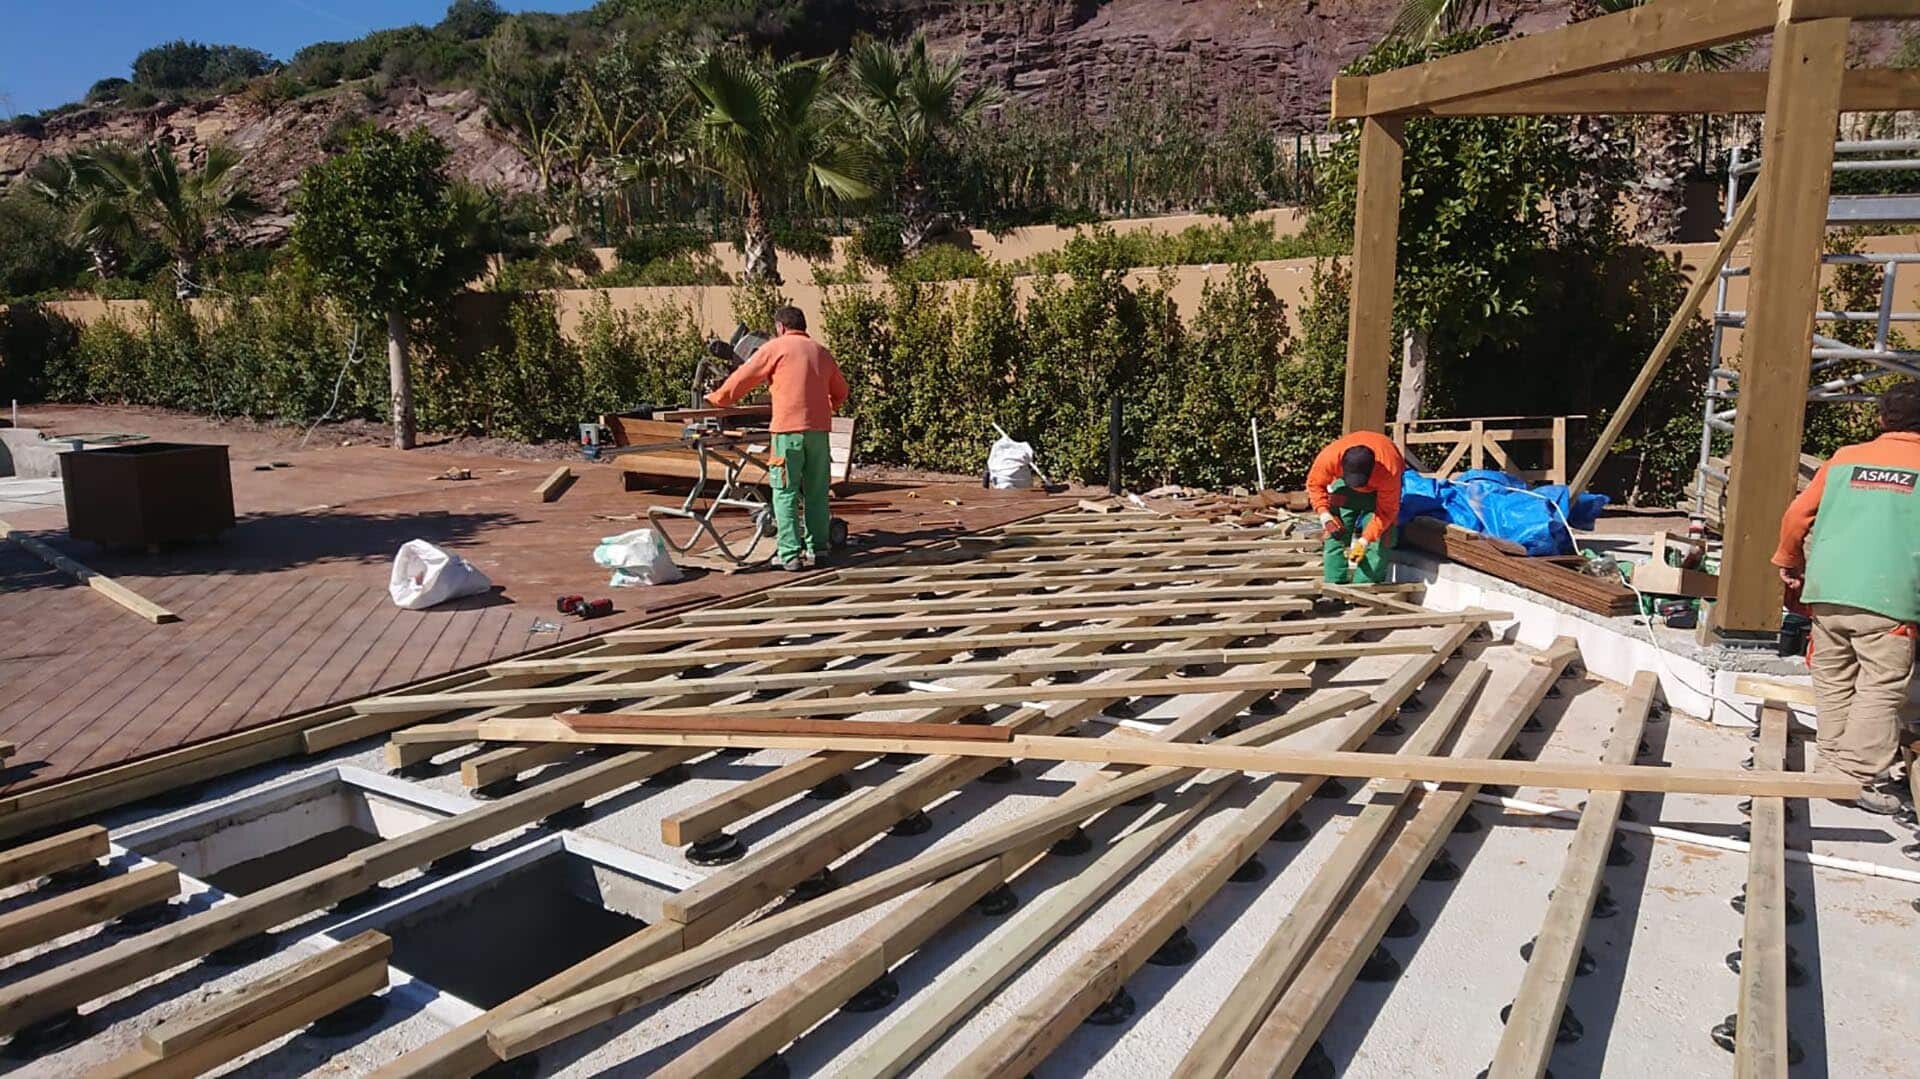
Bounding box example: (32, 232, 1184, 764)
(1694, 140, 1920, 524)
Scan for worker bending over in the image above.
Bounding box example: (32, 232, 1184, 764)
(1773, 381, 1920, 816)
(1307, 430, 1405, 585)
(707, 306, 850, 571)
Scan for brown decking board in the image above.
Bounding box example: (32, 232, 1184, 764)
(0, 405, 1058, 796)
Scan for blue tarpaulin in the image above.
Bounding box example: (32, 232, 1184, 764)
(1399, 469, 1609, 557)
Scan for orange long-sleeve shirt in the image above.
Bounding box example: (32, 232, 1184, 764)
(1773, 431, 1920, 570)
(706, 328, 849, 433)
(1306, 430, 1406, 544)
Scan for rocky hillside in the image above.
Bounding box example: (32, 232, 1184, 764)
(0, 83, 534, 241)
(2, 0, 1902, 235)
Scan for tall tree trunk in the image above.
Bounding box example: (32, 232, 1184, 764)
(898, 165, 936, 256)
(742, 189, 780, 286)
(1633, 114, 1694, 246)
(1395, 327, 1429, 424)
(86, 242, 119, 280)
(387, 309, 415, 451)
(1551, 0, 1627, 247)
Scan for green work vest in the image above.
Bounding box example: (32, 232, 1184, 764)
(1803, 458, 1920, 623)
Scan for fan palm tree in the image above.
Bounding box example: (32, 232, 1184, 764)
(840, 33, 998, 255)
(25, 151, 123, 278)
(679, 47, 873, 285)
(73, 141, 262, 297)
(1391, 0, 1497, 42)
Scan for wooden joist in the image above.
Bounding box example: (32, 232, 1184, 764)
(480, 683, 1387, 1062)
(671, 660, 1367, 1079)
(456, 717, 1855, 799)
(1735, 702, 1794, 1078)
(676, 581, 1326, 623)
(600, 597, 1313, 641)
(375, 670, 1313, 719)
(1219, 646, 1579, 1078)
(0, 825, 108, 888)
(0, 863, 178, 959)
(90, 932, 392, 1079)
(485, 609, 1496, 678)
(0, 519, 178, 624)
(944, 629, 1499, 1077)
(565, 714, 1016, 742)
(1174, 662, 1491, 1078)
(0, 750, 687, 1037)
(1486, 670, 1658, 1079)
(534, 465, 575, 502)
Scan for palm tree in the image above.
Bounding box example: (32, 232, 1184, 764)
(679, 47, 873, 285)
(25, 151, 123, 278)
(840, 33, 998, 255)
(74, 141, 262, 297)
(1391, 0, 1497, 42)
(1624, 21, 1751, 244)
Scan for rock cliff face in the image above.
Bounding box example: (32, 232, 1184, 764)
(869, 0, 1583, 130)
(0, 83, 537, 240)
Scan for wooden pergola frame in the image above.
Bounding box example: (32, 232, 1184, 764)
(1332, 0, 1920, 638)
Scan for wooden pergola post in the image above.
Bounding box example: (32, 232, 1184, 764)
(1709, 15, 1850, 639)
(1342, 116, 1405, 434)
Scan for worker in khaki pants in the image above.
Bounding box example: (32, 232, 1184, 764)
(1773, 381, 1920, 816)
(706, 306, 850, 571)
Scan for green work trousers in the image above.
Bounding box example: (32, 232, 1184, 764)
(770, 430, 832, 562)
(1321, 482, 1396, 585)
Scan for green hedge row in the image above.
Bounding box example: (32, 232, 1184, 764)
(0, 252, 1336, 490)
(0, 240, 1715, 502)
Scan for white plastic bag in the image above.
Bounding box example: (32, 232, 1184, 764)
(593, 528, 683, 587)
(986, 436, 1036, 490)
(389, 539, 493, 610)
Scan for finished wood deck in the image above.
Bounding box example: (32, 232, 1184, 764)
(0, 410, 1054, 796)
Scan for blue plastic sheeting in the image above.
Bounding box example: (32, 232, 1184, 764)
(1399, 469, 1610, 557)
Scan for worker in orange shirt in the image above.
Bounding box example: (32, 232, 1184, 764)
(706, 306, 850, 571)
(1306, 430, 1406, 585)
(1772, 381, 1920, 815)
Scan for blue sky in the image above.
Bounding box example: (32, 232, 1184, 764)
(0, 0, 586, 116)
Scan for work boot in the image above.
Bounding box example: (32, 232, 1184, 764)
(1835, 788, 1903, 817)
(777, 557, 806, 572)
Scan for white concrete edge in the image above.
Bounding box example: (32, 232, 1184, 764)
(1396, 559, 1821, 730)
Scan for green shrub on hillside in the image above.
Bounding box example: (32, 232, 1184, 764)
(131, 40, 275, 94)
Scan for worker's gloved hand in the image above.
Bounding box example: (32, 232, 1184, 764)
(1320, 513, 1344, 539)
(1347, 538, 1370, 565)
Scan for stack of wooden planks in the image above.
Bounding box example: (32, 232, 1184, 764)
(1400, 515, 1639, 616)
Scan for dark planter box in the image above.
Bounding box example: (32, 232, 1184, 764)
(61, 442, 235, 548)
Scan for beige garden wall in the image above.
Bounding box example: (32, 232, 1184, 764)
(32, 226, 1920, 361)
(587, 207, 1310, 284)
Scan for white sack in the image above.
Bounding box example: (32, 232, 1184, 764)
(986, 436, 1036, 490)
(389, 539, 493, 610)
(593, 527, 683, 587)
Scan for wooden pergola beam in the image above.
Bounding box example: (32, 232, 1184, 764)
(1333, 69, 1920, 119)
(1788, 0, 1920, 18)
(1711, 15, 1850, 637)
(1343, 116, 1405, 435)
(1357, 0, 1776, 115)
